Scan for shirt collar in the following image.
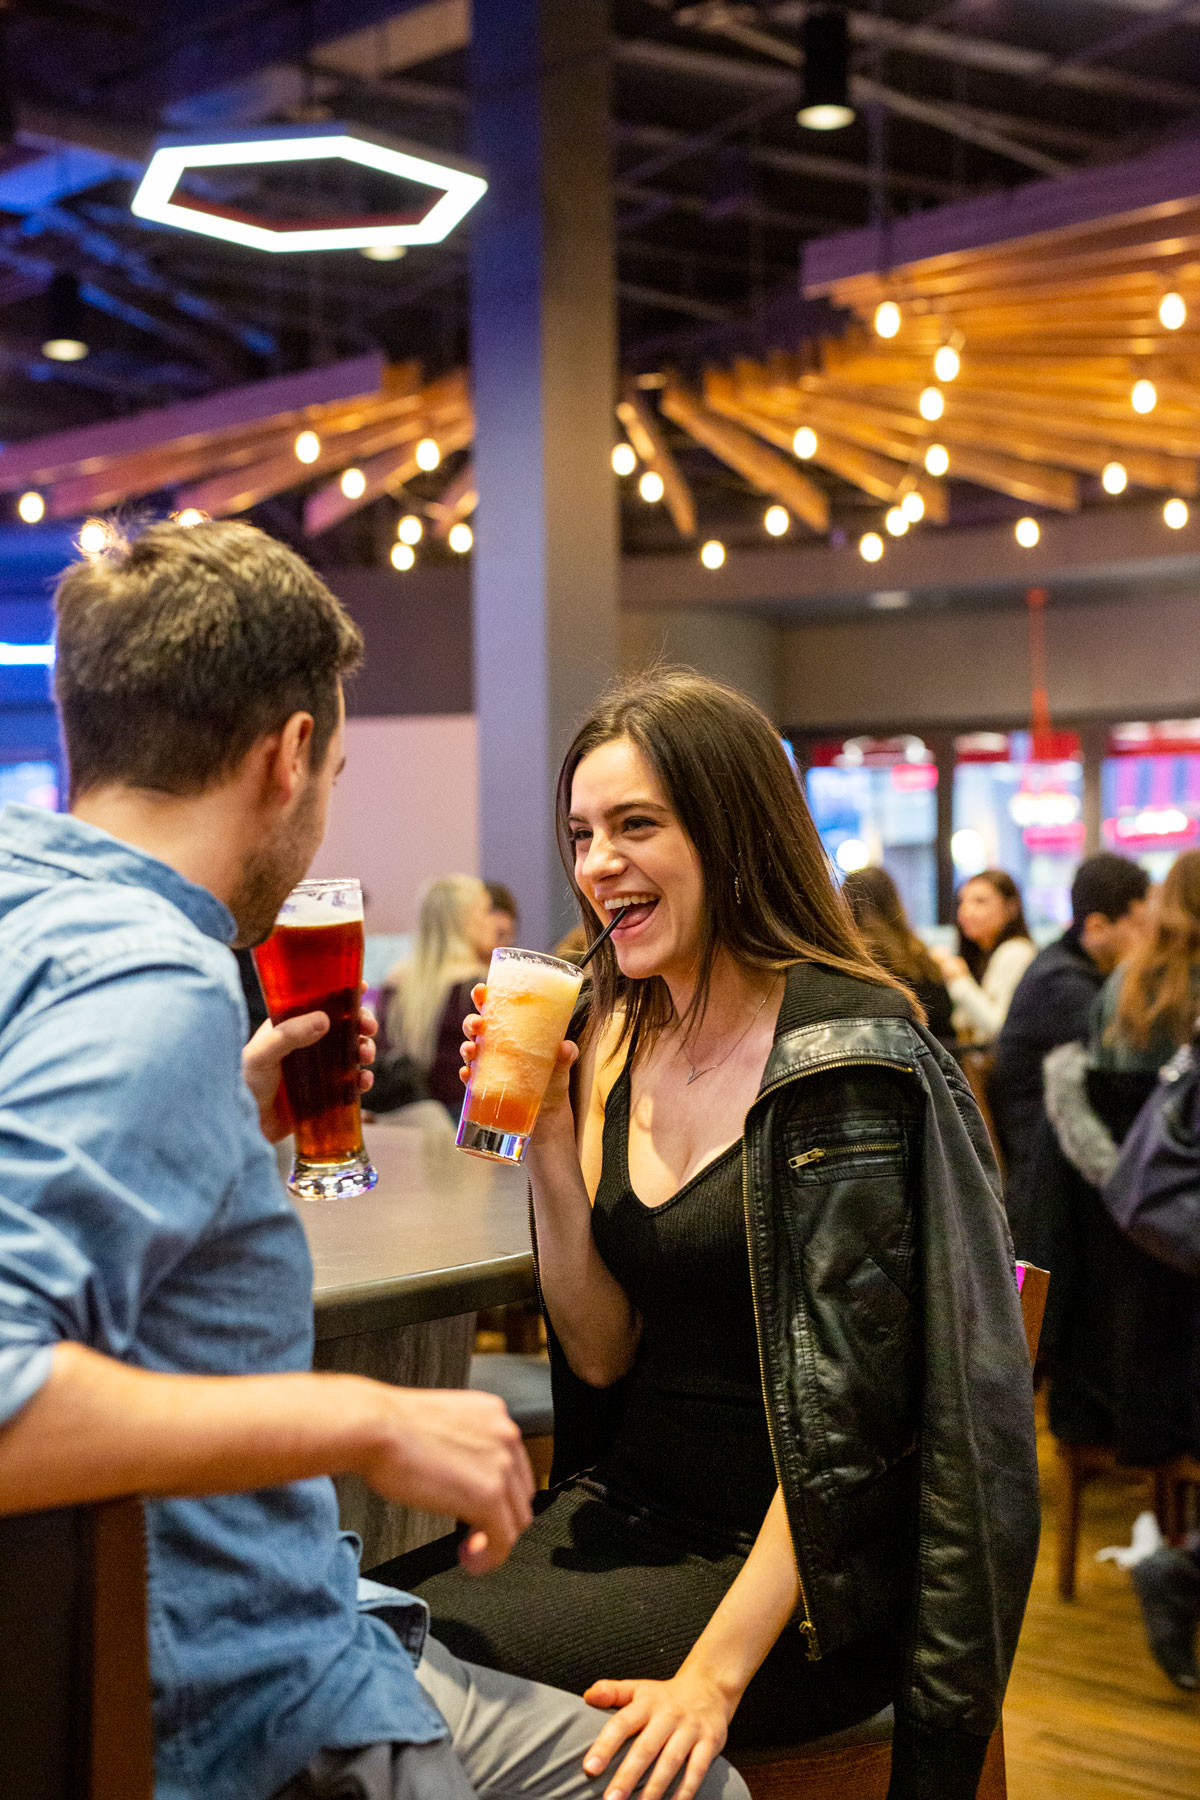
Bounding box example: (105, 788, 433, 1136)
(0, 803, 238, 945)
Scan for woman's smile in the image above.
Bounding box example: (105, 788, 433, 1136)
(567, 736, 703, 982)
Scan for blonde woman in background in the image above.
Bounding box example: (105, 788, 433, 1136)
(382, 875, 495, 1116)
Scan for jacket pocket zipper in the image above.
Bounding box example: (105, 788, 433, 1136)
(788, 1140, 902, 1170)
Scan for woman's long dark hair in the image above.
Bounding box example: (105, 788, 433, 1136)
(1115, 848, 1200, 1051)
(841, 865, 944, 992)
(956, 869, 1030, 982)
(555, 669, 913, 1060)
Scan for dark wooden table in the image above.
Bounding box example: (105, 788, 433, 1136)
(304, 1121, 536, 1564)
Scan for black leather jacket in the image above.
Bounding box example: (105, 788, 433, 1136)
(546, 962, 1040, 1800)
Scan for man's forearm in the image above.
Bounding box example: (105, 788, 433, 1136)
(0, 1341, 385, 1513)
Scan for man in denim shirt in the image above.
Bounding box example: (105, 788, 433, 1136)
(0, 522, 745, 1800)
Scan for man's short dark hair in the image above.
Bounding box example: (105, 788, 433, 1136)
(54, 520, 362, 799)
(485, 881, 518, 920)
(1071, 853, 1150, 927)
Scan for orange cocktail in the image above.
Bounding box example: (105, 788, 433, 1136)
(456, 947, 583, 1163)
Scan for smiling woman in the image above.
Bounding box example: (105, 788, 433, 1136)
(378, 671, 1040, 1800)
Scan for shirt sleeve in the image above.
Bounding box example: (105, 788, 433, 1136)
(947, 939, 1037, 1041)
(0, 961, 249, 1427)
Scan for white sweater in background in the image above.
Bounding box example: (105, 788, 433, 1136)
(947, 936, 1037, 1045)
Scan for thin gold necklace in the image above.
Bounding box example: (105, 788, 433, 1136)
(681, 984, 774, 1085)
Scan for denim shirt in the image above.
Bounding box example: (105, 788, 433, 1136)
(0, 805, 445, 1800)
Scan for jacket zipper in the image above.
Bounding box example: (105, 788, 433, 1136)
(741, 1054, 915, 1664)
(788, 1140, 902, 1170)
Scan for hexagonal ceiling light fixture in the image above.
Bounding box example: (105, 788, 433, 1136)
(131, 122, 487, 254)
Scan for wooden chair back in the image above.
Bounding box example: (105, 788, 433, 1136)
(0, 1496, 153, 1800)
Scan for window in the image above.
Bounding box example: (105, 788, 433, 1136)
(806, 737, 938, 927)
(953, 731, 1083, 934)
(1102, 721, 1200, 882)
(0, 759, 58, 811)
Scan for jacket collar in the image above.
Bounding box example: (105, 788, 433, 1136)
(761, 960, 919, 1091)
(0, 803, 237, 945)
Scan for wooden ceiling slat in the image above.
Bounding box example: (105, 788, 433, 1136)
(617, 381, 697, 538)
(428, 461, 478, 540)
(303, 415, 474, 535)
(178, 374, 470, 521)
(703, 373, 948, 521)
(660, 382, 829, 532)
(0, 353, 398, 491)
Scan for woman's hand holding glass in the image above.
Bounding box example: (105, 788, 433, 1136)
(459, 983, 579, 1144)
(581, 1668, 734, 1800)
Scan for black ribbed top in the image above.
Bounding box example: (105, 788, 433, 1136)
(589, 1054, 778, 1547)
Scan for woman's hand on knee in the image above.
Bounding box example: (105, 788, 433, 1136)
(581, 1671, 733, 1800)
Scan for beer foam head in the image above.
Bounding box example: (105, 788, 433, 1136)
(278, 878, 363, 927)
(486, 946, 583, 1002)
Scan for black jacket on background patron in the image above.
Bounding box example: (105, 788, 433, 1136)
(990, 854, 1149, 1252)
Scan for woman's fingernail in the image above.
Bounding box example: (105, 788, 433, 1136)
(583, 1758, 601, 1775)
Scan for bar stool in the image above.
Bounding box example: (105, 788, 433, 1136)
(1054, 1443, 1170, 1600)
(470, 1350, 555, 1486)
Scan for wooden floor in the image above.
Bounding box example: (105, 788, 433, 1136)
(1005, 1415, 1200, 1798)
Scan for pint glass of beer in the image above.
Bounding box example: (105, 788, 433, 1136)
(253, 877, 378, 1201)
(456, 947, 583, 1164)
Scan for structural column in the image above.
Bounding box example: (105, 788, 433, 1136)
(469, 0, 620, 948)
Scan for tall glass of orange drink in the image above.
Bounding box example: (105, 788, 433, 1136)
(456, 947, 584, 1163)
(253, 877, 378, 1201)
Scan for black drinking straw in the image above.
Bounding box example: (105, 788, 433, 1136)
(579, 906, 629, 969)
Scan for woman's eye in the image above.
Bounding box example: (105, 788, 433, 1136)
(570, 828, 592, 846)
(622, 817, 657, 833)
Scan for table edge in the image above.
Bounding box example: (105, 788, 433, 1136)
(313, 1252, 536, 1340)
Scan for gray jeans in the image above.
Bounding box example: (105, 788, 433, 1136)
(274, 1633, 750, 1800)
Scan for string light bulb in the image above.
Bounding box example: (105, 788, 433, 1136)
(638, 470, 665, 503)
(885, 506, 909, 537)
(859, 531, 884, 563)
(764, 504, 789, 537)
(390, 542, 416, 571)
(1164, 497, 1189, 529)
(901, 491, 925, 523)
(78, 518, 111, 556)
(924, 443, 949, 477)
(17, 490, 45, 523)
(793, 426, 818, 460)
(918, 386, 945, 422)
(340, 467, 366, 498)
(700, 539, 726, 570)
(1015, 517, 1040, 548)
(611, 442, 636, 476)
(397, 514, 423, 545)
(294, 430, 320, 464)
(1160, 291, 1186, 330)
(415, 438, 440, 472)
(448, 521, 473, 553)
(1131, 379, 1157, 414)
(174, 507, 207, 527)
(874, 300, 901, 339)
(933, 345, 960, 382)
(1102, 461, 1128, 494)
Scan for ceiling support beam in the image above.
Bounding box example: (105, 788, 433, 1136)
(660, 13, 1073, 176)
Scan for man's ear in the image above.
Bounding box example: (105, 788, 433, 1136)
(265, 712, 316, 806)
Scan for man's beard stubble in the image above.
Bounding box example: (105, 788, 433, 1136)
(229, 776, 322, 948)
